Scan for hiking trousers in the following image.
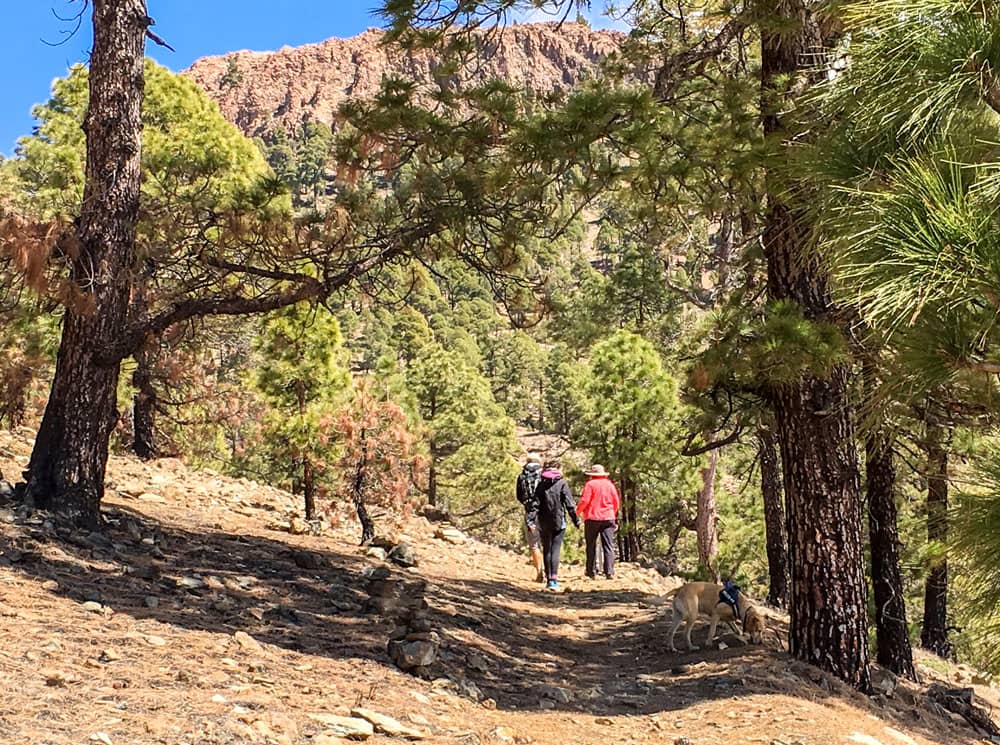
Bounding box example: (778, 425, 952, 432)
(585, 519, 616, 578)
(538, 525, 565, 580)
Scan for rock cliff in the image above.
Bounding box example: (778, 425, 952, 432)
(184, 22, 625, 139)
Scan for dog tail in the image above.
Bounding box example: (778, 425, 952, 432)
(661, 586, 682, 600)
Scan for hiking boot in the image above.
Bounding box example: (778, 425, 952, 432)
(535, 569, 546, 583)
(546, 579, 559, 590)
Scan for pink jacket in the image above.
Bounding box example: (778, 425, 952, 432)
(576, 476, 620, 522)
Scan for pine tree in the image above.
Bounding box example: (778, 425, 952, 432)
(405, 341, 519, 530)
(254, 304, 351, 519)
(15, 0, 148, 528)
(575, 330, 692, 562)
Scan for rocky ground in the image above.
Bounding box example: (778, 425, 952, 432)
(0, 427, 997, 745)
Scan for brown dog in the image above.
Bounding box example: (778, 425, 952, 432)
(665, 581, 765, 652)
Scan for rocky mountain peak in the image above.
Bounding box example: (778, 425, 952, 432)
(184, 22, 626, 139)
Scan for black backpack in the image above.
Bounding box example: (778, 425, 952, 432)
(517, 467, 541, 507)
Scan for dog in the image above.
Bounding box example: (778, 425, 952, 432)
(664, 581, 766, 652)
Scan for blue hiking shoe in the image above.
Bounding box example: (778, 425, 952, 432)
(546, 579, 559, 590)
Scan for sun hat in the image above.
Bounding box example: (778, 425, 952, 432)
(585, 464, 608, 476)
(526, 452, 542, 465)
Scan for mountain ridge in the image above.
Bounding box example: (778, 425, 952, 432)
(183, 22, 626, 139)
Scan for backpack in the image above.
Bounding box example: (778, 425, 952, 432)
(517, 467, 541, 507)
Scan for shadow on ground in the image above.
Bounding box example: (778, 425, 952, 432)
(0, 499, 971, 745)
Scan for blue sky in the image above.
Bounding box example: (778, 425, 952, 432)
(0, 1, 622, 156)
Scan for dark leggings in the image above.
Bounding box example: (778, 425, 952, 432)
(539, 525, 565, 580)
(585, 520, 616, 578)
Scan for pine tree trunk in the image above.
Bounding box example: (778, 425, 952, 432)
(427, 442, 438, 507)
(302, 457, 316, 520)
(758, 423, 788, 608)
(696, 443, 720, 581)
(866, 428, 916, 679)
(921, 413, 950, 657)
(131, 344, 157, 461)
(20, 0, 146, 529)
(353, 431, 375, 544)
(761, 0, 871, 691)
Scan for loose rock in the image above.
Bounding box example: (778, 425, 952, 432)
(351, 707, 425, 739)
(307, 714, 374, 740)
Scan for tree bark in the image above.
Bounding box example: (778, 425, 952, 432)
(352, 429, 375, 544)
(921, 412, 950, 658)
(427, 441, 438, 507)
(20, 0, 146, 529)
(302, 457, 316, 520)
(131, 344, 157, 460)
(758, 423, 788, 608)
(295, 379, 316, 519)
(760, 0, 871, 691)
(866, 427, 916, 679)
(696, 443, 720, 581)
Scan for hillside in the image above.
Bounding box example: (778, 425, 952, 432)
(184, 22, 624, 139)
(0, 427, 997, 745)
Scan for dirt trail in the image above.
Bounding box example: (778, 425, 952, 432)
(0, 430, 996, 745)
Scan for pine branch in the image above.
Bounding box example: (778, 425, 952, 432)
(653, 15, 751, 102)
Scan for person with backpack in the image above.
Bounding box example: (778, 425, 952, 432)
(575, 464, 621, 579)
(530, 461, 579, 590)
(515, 453, 545, 582)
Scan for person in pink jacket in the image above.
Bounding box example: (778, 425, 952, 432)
(575, 464, 621, 579)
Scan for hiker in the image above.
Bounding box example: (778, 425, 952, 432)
(575, 464, 620, 579)
(530, 461, 579, 590)
(516, 453, 545, 582)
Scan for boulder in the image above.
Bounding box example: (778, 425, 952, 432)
(388, 543, 418, 568)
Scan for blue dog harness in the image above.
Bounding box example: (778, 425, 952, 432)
(719, 580, 745, 632)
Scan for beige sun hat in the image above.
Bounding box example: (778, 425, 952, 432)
(585, 464, 608, 476)
(526, 452, 543, 465)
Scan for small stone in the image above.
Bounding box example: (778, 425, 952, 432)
(595, 717, 613, 725)
(144, 635, 167, 647)
(82, 601, 104, 613)
(211, 694, 226, 703)
(292, 550, 323, 570)
(388, 543, 418, 568)
(233, 631, 265, 654)
(364, 547, 387, 561)
(90, 733, 113, 745)
(533, 683, 573, 704)
(674, 739, 693, 745)
(41, 579, 59, 591)
(972, 672, 994, 686)
(393, 640, 438, 669)
(351, 707, 425, 739)
(43, 669, 73, 686)
(144, 596, 159, 609)
(433, 526, 467, 544)
(491, 727, 516, 743)
(288, 517, 308, 535)
(306, 714, 374, 740)
(466, 652, 490, 673)
(137, 492, 166, 504)
(481, 698, 497, 710)
(99, 648, 122, 663)
(539, 699, 556, 710)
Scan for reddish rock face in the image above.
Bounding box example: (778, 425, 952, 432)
(184, 22, 625, 138)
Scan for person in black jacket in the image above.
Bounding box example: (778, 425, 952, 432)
(515, 453, 545, 582)
(529, 462, 579, 590)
